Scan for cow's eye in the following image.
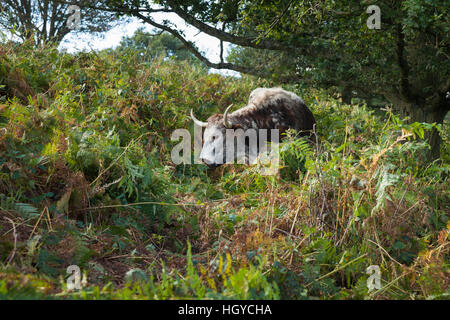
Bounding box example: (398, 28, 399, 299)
(212, 136, 216, 141)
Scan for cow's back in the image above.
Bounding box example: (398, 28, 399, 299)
(235, 88, 315, 136)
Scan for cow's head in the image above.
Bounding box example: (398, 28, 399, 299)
(191, 105, 238, 168)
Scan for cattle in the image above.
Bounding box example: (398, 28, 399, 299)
(190, 87, 316, 168)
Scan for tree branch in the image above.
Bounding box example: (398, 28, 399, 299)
(256, 0, 294, 41)
(133, 11, 256, 75)
(52, 0, 173, 15)
(165, 0, 297, 52)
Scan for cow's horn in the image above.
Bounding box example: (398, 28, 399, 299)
(223, 104, 233, 128)
(190, 109, 208, 127)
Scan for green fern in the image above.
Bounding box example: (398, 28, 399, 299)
(0, 194, 39, 219)
(371, 166, 401, 215)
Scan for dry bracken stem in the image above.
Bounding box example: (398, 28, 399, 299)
(336, 191, 366, 246)
(5, 217, 17, 265)
(90, 132, 152, 187)
(79, 201, 200, 212)
(306, 253, 368, 287)
(399, 201, 420, 218)
(289, 199, 301, 235)
(371, 221, 387, 267)
(269, 185, 276, 235)
(273, 228, 300, 239)
(28, 206, 46, 241)
(288, 234, 309, 266)
(368, 271, 409, 299)
(312, 124, 332, 232)
(45, 206, 53, 232)
(367, 238, 403, 267)
(312, 124, 324, 228)
(343, 120, 348, 157)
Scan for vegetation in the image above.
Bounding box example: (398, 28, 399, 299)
(102, 0, 450, 158)
(0, 37, 448, 300)
(0, 0, 121, 45)
(116, 28, 204, 65)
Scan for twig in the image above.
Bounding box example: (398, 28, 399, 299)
(367, 238, 403, 267)
(306, 253, 368, 287)
(5, 217, 17, 265)
(28, 207, 46, 241)
(45, 206, 53, 232)
(286, 234, 309, 265)
(77, 201, 201, 212)
(255, 0, 294, 41)
(273, 227, 300, 239)
(312, 124, 331, 231)
(336, 192, 366, 246)
(90, 132, 151, 187)
(368, 271, 409, 299)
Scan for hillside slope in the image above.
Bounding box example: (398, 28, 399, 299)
(0, 42, 448, 299)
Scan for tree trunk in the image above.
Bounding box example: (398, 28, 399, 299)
(383, 91, 448, 160)
(341, 85, 353, 105)
(398, 101, 447, 160)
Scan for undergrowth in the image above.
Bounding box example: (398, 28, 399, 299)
(0, 40, 448, 300)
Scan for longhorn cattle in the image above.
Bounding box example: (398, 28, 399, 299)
(191, 87, 316, 168)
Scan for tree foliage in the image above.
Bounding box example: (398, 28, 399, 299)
(116, 27, 204, 64)
(0, 0, 123, 45)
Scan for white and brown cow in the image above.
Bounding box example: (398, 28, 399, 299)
(191, 87, 316, 168)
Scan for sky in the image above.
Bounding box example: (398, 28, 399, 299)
(59, 12, 239, 77)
